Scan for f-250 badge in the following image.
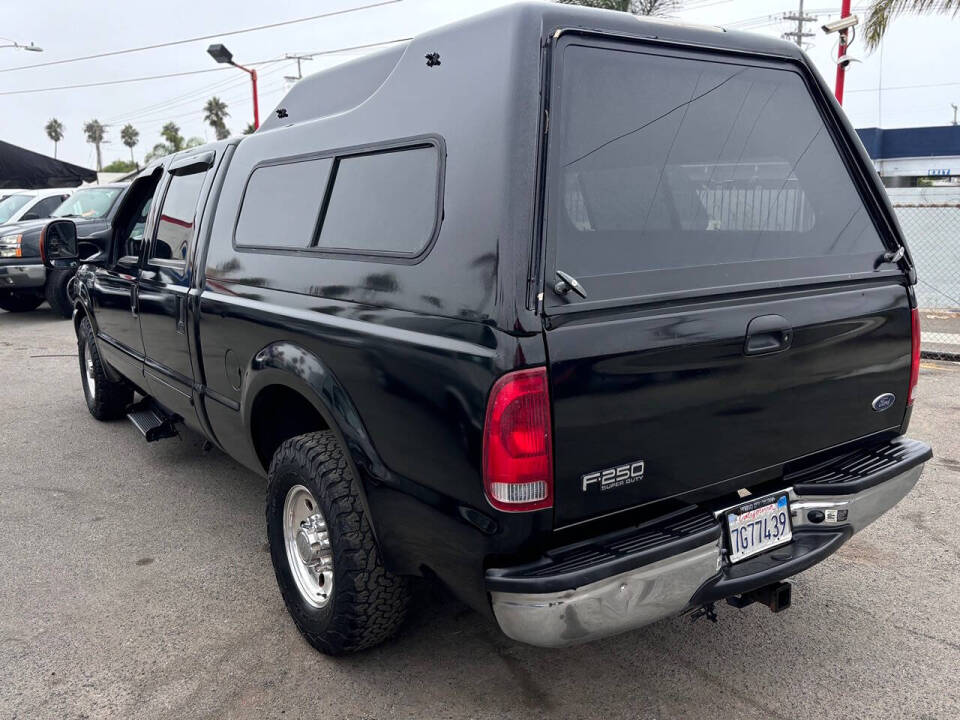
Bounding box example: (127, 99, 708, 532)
(582, 460, 645, 492)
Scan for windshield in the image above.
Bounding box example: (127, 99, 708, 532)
(0, 194, 33, 223)
(52, 187, 121, 219)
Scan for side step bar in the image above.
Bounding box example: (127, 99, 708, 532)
(127, 401, 179, 442)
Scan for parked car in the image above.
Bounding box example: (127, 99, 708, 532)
(0, 187, 73, 225)
(42, 2, 930, 655)
(0, 184, 128, 316)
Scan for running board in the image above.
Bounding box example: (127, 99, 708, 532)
(127, 401, 179, 442)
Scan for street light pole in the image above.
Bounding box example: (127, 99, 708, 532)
(207, 44, 260, 131)
(834, 0, 852, 105)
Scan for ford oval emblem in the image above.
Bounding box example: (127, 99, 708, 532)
(872, 393, 896, 412)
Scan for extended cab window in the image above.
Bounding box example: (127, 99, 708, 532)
(549, 44, 888, 303)
(152, 170, 207, 264)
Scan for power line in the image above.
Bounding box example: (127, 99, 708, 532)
(0, 38, 410, 97)
(0, 61, 280, 96)
(0, 0, 402, 74)
(846, 81, 960, 93)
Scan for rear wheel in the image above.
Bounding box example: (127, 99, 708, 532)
(266, 430, 411, 655)
(0, 292, 43, 313)
(45, 269, 75, 319)
(78, 317, 133, 420)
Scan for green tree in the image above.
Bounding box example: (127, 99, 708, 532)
(161, 121, 186, 152)
(120, 124, 140, 165)
(203, 96, 231, 140)
(864, 0, 960, 50)
(102, 159, 137, 173)
(242, 122, 257, 135)
(45, 118, 64, 158)
(144, 123, 204, 164)
(557, 0, 680, 15)
(83, 119, 107, 171)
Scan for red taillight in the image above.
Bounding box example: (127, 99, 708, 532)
(482, 367, 553, 512)
(908, 307, 920, 405)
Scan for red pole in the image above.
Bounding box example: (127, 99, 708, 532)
(234, 63, 260, 130)
(834, 0, 852, 105)
(250, 68, 259, 129)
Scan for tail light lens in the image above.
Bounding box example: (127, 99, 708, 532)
(482, 367, 553, 512)
(908, 307, 920, 405)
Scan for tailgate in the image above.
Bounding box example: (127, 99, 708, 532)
(546, 285, 912, 526)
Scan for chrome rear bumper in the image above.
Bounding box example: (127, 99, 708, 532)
(490, 462, 925, 648)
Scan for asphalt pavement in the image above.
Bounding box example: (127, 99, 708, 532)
(1, 306, 958, 720)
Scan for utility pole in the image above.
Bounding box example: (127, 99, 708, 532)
(783, 0, 817, 47)
(284, 53, 315, 84)
(952, 103, 958, 126)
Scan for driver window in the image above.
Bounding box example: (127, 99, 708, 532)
(122, 197, 152, 258)
(114, 171, 162, 265)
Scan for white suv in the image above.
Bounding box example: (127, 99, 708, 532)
(0, 188, 73, 225)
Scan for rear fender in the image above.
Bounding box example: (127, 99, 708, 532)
(242, 341, 386, 546)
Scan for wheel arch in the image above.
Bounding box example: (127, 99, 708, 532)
(242, 341, 387, 547)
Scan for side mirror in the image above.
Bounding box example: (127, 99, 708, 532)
(39, 219, 79, 269)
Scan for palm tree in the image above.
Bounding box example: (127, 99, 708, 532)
(120, 124, 139, 165)
(557, 0, 680, 15)
(864, 0, 960, 49)
(242, 122, 257, 135)
(45, 118, 64, 158)
(83, 119, 107, 171)
(161, 121, 185, 152)
(203, 96, 231, 140)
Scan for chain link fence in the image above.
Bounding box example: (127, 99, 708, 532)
(890, 188, 960, 361)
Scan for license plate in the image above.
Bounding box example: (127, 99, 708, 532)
(726, 493, 792, 564)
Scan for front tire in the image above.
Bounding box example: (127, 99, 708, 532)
(45, 269, 75, 319)
(0, 292, 43, 313)
(78, 317, 133, 420)
(266, 431, 411, 655)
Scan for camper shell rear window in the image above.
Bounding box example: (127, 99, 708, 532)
(545, 40, 892, 306)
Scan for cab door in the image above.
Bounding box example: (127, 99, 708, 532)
(138, 151, 216, 425)
(89, 172, 163, 385)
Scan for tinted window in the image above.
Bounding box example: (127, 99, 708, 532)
(316, 146, 438, 255)
(30, 195, 67, 219)
(152, 171, 206, 263)
(551, 45, 886, 300)
(235, 158, 333, 248)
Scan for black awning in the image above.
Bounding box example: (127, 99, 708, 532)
(0, 140, 98, 189)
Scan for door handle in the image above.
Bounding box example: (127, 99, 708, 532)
(744, 314, 793, 356)
(176, 294, 187, 335)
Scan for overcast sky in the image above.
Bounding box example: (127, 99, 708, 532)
(3, 0, 958, 170)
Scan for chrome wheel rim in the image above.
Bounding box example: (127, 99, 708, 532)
(83, 340, 96, 398)
(283, 484, 334, 609)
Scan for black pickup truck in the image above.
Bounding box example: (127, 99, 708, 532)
(40, 3, 930, 655)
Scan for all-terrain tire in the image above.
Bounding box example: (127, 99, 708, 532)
(266, 430, 411, 655)
(0, 292, 43, 312)
(45, 268, 75, 319)
(78, 316, 133, 420)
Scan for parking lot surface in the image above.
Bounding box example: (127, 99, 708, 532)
(1, 308, 958, 720)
